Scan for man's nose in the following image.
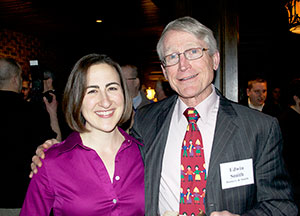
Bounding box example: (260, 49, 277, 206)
(178, 54, 191, 71)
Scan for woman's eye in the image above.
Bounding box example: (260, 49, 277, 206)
(87, 89, 97, 94)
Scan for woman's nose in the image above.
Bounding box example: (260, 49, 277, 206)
(98, 92, 112, 108)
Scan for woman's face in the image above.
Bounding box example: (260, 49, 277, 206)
(81, 63, 124, 133)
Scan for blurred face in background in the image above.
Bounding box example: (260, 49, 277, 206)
(22, 80, 31, 100)
(247, 82, 267, 106)
(272, 87, 281, 102)
(121, 65, 140, 99)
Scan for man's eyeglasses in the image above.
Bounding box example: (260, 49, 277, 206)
(126, 78, 137, 81)
(162, 47, 209, 67)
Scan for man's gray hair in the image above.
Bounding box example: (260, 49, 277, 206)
(156, 16, 218, 62)
(0, 58, 22, 88)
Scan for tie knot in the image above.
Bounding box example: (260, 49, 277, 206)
(184, 107, 200, 123)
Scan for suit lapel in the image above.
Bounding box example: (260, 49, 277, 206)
(146, 95, 178, 174)
(144, 95, 178, 214)
(207, 94, 239, 183)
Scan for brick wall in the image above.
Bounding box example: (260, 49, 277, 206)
(0, 29, 56, 77)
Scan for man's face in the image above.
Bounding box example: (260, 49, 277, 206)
(121, 66, 140, 98)
(247, 82, 267, 106)
(161, 30, 219, 106)
(22, 80, 30, 99)
(272, 87, 280, 101)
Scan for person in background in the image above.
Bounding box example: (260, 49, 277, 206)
(42, 70, 56, 100)
(240, 78, 268, 112)
(30, 17, 298, 216)
(279, 78, 300, 211)
(42, 69, 71, 140)
(120, 64, 152, 130)
(121, 64, 151, 110)
(263, 85, 284, 118)
(155, 78, 175, 101)
(20, 54, 144, 215)
(0, 57, 56, 209)
(21, 77, 31, 101)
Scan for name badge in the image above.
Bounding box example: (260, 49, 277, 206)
(220, 158, 254, 189)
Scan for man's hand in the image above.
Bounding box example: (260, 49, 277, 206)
(210, 211, 239, 216)
(29, 139, 58, 178)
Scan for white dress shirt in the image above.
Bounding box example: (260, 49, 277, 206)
(248, 98, 264, 111)
(159, 85, 220, 214)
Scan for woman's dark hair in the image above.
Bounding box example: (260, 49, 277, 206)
(62, 53, 132, 133)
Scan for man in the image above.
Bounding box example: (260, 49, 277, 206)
(240, 78, 267, 112)
(21, 78, 31, 101)
(279, 78, 300, 209)
(0, 58, 56, 208)
(31, 17, 297, 215)
(131, 17, 297, 215)
(42, 69, 68, 140)
(121, 64, 151, 110)
(121, 64, 152, 130)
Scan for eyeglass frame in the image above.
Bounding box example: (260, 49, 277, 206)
(161, 47, 209, 67)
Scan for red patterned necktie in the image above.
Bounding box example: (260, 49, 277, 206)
(180, 107, 207, 216)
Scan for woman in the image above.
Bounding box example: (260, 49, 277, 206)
(20, 54, 145, 215)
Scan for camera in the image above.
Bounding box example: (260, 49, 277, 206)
(29, 60, 44, 103)
(43, 90, 54, 103)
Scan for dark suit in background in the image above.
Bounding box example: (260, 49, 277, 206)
(0, 90, 56, 207)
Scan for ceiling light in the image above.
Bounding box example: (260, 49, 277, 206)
(285, 0, 300, 34)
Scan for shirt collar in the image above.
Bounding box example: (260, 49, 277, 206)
(133, 91, 142, 109)
(177, 84, 219, 124)
(56, 127, 143, 155)
(248, 98, 264, 111)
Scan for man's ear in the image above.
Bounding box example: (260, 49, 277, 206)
(246, 88, 250, 96)
(161, 64, 169, 81)
(212, 51, 220, 71)
(12, 75, 19, 86)
(136, 77, 140, 87)
(11, 75, 21, 92)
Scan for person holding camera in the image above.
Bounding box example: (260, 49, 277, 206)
(0, 57, 57, 209)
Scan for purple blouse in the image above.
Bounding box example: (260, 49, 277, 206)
(20, 128, 145, 216)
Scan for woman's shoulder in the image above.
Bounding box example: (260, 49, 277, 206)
(44, 132, 81, 159)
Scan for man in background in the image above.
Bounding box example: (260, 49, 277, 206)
(279, 78, 300, 210)
(0, 57, 56, 208)
(240, 78, 268, 112)
(21, 78, 31, 101)
(121, 64, 151, 110)
(121, 64, 151, 130)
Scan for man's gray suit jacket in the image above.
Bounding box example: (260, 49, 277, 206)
(131, 89, 298, 216)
